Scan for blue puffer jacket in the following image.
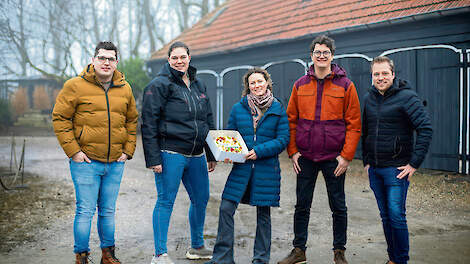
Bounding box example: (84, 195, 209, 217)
(221, 96, 290, 207)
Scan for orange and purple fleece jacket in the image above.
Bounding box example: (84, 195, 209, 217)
(286, 64, 361, 162)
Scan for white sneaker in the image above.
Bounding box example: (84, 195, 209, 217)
(150, 253, 174, 264)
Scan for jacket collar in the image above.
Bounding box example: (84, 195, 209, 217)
(371, 78, 411, 97)
(80, 64, 126, 88)
(307, 63, 347, 80)
(160, 63, 197, 84)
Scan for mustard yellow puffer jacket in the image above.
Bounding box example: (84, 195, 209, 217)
(52, 64, 139, 162)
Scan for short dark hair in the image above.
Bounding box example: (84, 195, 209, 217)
(94, 41, 119, 60)
(309, 35, 335, 55)
(168, 41, 190, 57)
(241, 67, 273, 97)
(371, 56, 395, 73)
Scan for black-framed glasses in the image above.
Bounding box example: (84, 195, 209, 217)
(313, 50, 331, 58)
(96, 56, 117, 63)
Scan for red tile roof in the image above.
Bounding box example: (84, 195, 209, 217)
(150, 0, 470, 60)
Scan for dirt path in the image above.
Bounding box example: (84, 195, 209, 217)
(0, 136, 469, 264)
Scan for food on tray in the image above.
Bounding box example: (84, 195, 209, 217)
(214, 136, 243, 153)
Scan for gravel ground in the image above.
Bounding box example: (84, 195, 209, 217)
(0, 136, 469, 264)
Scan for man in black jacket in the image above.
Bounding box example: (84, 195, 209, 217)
(362, 56, 432, 264)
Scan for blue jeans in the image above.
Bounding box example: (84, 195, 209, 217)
(293, 157, 347, 251)
(208, 199, 271, 264)
(369, 166, 410, 264)
(153, 152, 210, 255)
(69, 159, 125, 253)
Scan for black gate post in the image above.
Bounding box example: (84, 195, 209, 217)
(462, 50, 468, 174)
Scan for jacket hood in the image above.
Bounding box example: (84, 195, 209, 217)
(158, 63, 197, 83)
(307, 63, 347, 80)
(80, 64, 126, 87)
(371, 78, 411, 97)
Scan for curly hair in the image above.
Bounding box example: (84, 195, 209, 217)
(309, 34, 335, 55)
(241, 67, 273, 97)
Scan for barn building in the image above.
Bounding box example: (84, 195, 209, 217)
(147, 0, 470, 173)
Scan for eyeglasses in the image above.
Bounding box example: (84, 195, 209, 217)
(96, 56, 117, 63)
(313, 50, 332, 58)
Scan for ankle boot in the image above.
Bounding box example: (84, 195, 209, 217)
(101, 246, 121, 264)
(75, 252, 89, 264)
(334, 249, 348, 264)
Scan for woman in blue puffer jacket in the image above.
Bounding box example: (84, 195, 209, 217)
(207, 67, 290, 264)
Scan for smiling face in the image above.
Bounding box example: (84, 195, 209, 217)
(168, 47, 191, 73)
(248, 73, 268, 96)
(372, 62, 395, 94)
(311, 43, 333, 69)
(92, 49, 118, 82)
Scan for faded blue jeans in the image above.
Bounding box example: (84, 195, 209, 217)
(69, 159, 125, 254)
(207, 199, 271, 264)
(153, 152, 210, 255)
(369, 166, 410, 264)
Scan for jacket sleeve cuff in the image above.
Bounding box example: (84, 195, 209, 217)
(409, 159, 421, 169)
(204, 143, 216, 162)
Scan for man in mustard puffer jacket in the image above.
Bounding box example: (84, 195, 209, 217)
(52, 41, 138, 264)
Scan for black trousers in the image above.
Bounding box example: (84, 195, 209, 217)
(293, 156, 347, 251)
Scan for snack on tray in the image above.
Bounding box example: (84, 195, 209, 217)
(214, 136, 243, 153)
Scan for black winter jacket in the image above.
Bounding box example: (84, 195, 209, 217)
(361, 79, 432, 168)
(141, 63, 215, 168)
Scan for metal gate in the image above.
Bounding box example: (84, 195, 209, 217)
(197, 45, 469, 173)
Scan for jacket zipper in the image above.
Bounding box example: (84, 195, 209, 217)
(252, 104, 259, 169)
(252, 132, 256, 169)
(374, 95, 382, 166)
(183, 91, 192, 112)
(189, 88, 199, 155)
(105, 90, 111, 162)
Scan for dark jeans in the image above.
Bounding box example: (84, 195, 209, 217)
(208, 199, 271, 264)
(369, 166, 410, 264)
(293, 157, 347, 251)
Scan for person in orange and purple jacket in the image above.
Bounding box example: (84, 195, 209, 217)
(278, 35, 361, 264)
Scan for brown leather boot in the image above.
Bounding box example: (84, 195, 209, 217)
(75, 252, 89, 264)
(277, 248, 306, 264)
(101, 246, 121, 264)
(334, 249, 348, 264)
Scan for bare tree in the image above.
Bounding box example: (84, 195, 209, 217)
(0, 0, 226, 80)
(1, 0, 28, 76)
(174, 0, 224, 32)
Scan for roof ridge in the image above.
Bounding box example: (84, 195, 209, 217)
(150, 0, 470, 60)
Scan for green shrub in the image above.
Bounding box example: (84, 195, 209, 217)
(118, 57, 150, 98)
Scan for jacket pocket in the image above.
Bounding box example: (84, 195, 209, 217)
(324, 120, 346, 152)
(295, 119, 312, 151)
(297, 86, 314, 108)
(392, 136, 402, 158)
(76, 126, 88, 144)
(323, 89, 345, 120)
